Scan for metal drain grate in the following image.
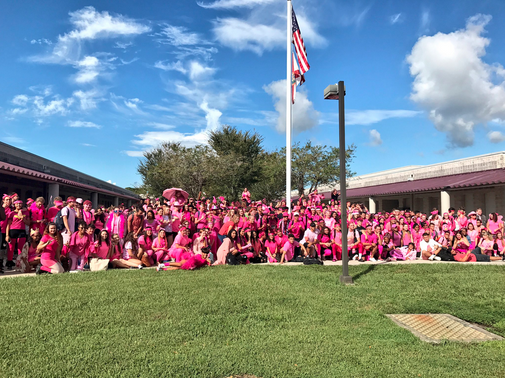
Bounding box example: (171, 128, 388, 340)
(386, 314, 503, 343)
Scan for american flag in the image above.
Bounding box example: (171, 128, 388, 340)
(292, 7, 310, 75)
(292, 52, 304, 104)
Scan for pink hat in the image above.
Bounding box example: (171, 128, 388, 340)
(283, 212, 288, 217)
(54, 200, 63, 206)
(83, 200, 92, 206)
(10, 193, 18, 198)
(14, 200, 23, 204)
(431, 210, 438, 215)
(2, 194, 9, 199)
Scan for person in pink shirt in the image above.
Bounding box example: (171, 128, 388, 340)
(169, 227, 193, 262)
(157, 247, 211, 271)
(36, 222, 64, 274)
(214, 229, 240, 265)
(138, 227, 155, 266)
(487, 213, 504, 235)
(451, 231, 476, 262)
(264, 232, 278, 263)
(1, 195, 12, 271)
(411, 223, 423, 251)
(91, 230, 112, 260)
(288, 213, 304, 241)
(241, 188, 251, 204)
(29, 197, 46, 234)
(359, 224, 378, 262)
(456, 209, 468, 230)
(280, 234, 307, 264)
(5, 200, 31, 270)
(494, 231, 504, 257)
(16, 229, 42, 273)
(153, 229, 170, 263)
(106, 207, 126, 241)
(68, 221, 91, 271)
(119, 232, 144, 269)
(318, 227, 334, 261)
(275, 228, 288, 252)
(81, 200, 94, 226)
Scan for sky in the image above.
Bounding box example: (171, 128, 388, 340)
(2, 0, 505, 188)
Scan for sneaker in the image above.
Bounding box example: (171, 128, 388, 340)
(352, 255, 358, 260)
(138, 264, 143, 269)
(69, 270, 79, 274)
(428, 254, 435, 261)
(370, 258, 377, 262)
(385, 257, 391, 262)
(156, 263, 165, 272)
(434, 256, 441, 261)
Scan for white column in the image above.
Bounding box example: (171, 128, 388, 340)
(440, 191, 450, 213)
(485, 191, 496, 214)
(113, 197, 119, 207)
(91, 192, 99, 209)
(47, 183, 59, 204)
(369, 197, 376, 213)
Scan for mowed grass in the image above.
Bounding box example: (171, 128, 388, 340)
(1, 265, 504, 378)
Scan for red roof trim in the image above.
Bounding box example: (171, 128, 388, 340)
(0, 162, 139, 200)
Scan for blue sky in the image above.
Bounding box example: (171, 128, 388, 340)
(2, 0, 505, 188)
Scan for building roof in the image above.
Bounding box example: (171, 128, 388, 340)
(346, 168, 505, 198)
(0, 161, 139, 200)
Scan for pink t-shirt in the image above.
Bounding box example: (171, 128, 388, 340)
(69, 232, 91, 257)
(153, 237, 168, 251)
(138, 235, 153, 251)
(282, 240, 299, 261)
(480, 240, 494, 252)
(40, 234, 59, 260)
(265, 240, 278, 254)
(360, 232, 378, 245)
(94, 241, 110, 259)
(9, 210, 29, 230)
(1, 207, 11, 233)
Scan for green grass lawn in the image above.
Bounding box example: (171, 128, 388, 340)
(1, 264, 504, 378)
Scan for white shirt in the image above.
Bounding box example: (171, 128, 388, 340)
(61, 206, 76, 233)
(419, 239, 441, 253)
(303, 228, 320, 243)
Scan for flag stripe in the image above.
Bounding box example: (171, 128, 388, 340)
(292, 7, 310, 75)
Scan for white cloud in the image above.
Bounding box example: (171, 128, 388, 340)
(420, 9, 431, 34)
(390, 13, 403, 25)
(198, 0, 275, 9)
(81, 143, 96, 147)
(29, 6, 150, 84)
(67, 120, 101, 128)
(369, 129, 383, 146)
(407, 14, 505, 147)
(263, 79, 319, 133)
(30, 38, 52, 45)
(154, 60, 188, 74)
(124, 150, 145, 157)
(343, 110, 421, 125)
(200, 100, 222, 130)
(12, 95, 29, 106)
(212, 18, 284, 55)
(114, 41, 133, 49)
(148, 122, 175, 130)
(154, 25, 202, 46)
(488, 131, 505, 143)
(33, 96, 73, 116)
(73, 89, 101, 110)
(10, 108, 28, 115)
(189, 61, 216, 81)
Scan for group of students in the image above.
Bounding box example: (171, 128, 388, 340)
(0, 188, 504, 275)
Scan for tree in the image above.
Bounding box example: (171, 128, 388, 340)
(249, 151, 286, 202)
(137, 143, 215, 198)
(208, 125, 264, 200)
(281, 141, 356, 196)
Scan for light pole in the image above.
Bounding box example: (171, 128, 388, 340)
(324, 81, 353, 285)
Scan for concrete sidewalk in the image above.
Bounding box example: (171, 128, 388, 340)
(1, 258, 503, 279)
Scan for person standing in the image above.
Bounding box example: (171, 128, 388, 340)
(61, 197, 76, 245)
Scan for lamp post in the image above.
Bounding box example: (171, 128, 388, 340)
(324, 81, 353, 285)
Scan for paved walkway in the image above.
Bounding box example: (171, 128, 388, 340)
(0, 259, 503, 279)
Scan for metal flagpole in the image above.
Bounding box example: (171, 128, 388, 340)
(286, 0, 292, 212)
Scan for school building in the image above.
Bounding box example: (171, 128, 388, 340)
(317, 151, 505, 215)
(0, 141, 140, 207)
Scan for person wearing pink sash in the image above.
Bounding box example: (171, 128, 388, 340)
(5, 200, 30, 270)
(106, 207, 126, 240)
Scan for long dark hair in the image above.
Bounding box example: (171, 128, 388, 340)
(227, 229, 237, 241)
(124, 232, 138, 250)
(43, 222, 63, 248)
(97, 230, 110, 247)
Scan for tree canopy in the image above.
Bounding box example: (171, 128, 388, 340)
(137, 126, 356, 201)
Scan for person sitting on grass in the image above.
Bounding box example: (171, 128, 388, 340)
(16, 229, 42, 273)
(470, 231, 504, 261)
(359, 224, 378, 262)
(302, 222, 319, 259)
(157, 247, 211, 271)
(36, 223, 65, 274)
(279, 234, 308, 264)
(118, 232, 143, 269)
(419, 232, 442, 261)
(451, 231, 476, 262)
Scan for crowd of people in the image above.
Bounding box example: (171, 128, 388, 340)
(0, 187, 504, 275)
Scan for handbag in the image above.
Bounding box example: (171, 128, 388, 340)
(89, 258, 109, 271)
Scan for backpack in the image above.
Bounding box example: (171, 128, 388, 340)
(303, 257, 324, 265)
(54, 208, 66, 232)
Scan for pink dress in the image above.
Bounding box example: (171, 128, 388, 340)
(169, 233, 193, 262)
(214, 238, 236, 265)
(153, 237, 170, 262)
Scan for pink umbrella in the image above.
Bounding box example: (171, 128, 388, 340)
(162, 188, 189, 205)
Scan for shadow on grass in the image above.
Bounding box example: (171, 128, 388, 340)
(352, 264, 377, 282)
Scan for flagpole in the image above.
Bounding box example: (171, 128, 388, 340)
(286, 0, 292, 213)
